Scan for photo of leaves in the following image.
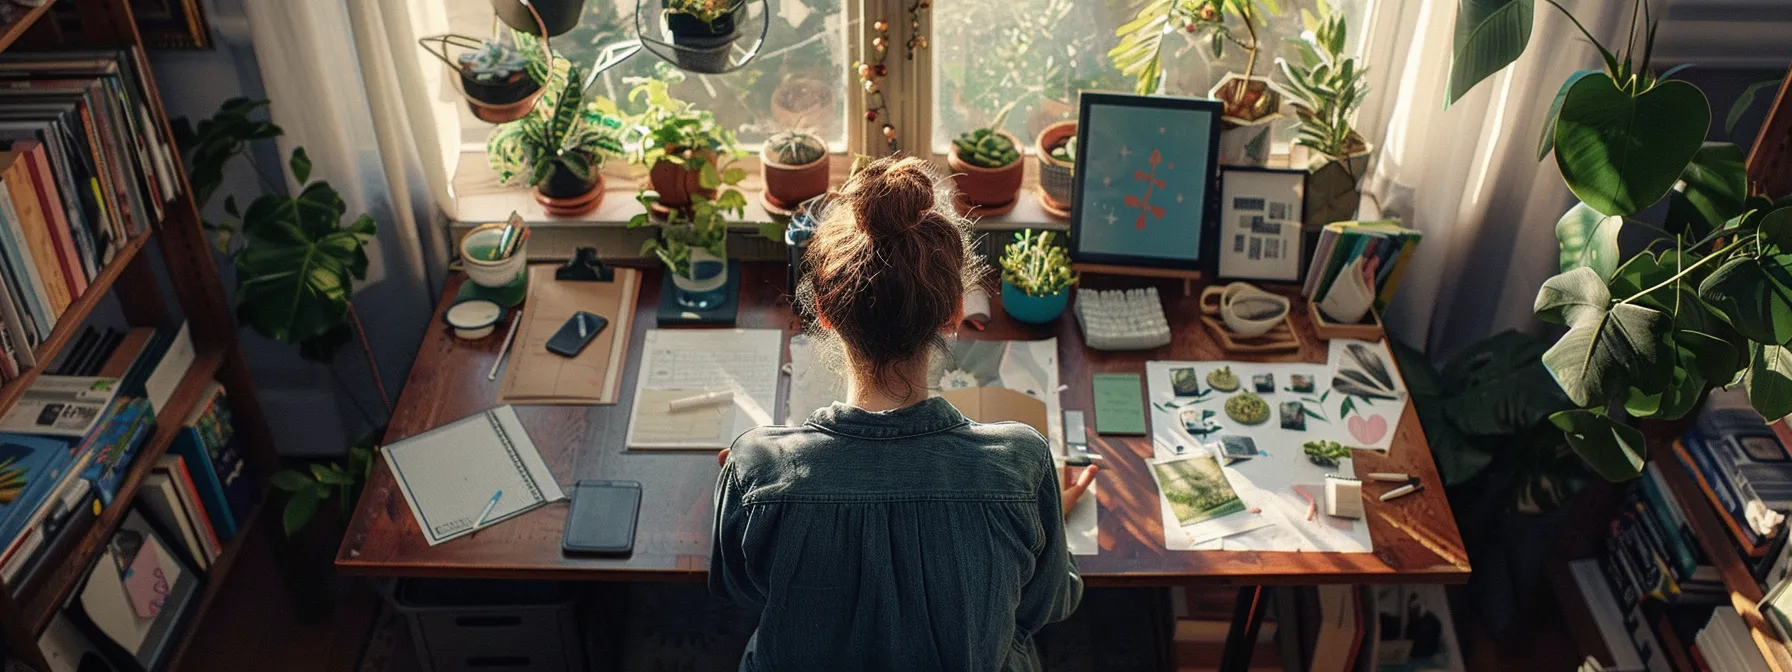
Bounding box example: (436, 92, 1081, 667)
(1150, 455, 1247, 528)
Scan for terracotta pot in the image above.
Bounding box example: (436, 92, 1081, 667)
(648, 151, 717, 210)
(761, 147, 829, 213)
(948, 130, 1024, 213)
(1034, 121, 1077, 213)
(534, 164, 605, 217)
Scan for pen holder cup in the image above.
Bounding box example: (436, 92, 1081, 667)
(461, 222, 529, 289)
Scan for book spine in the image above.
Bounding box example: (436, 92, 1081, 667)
(4, 153, 82, 298)
(0, 270, 30, 369)
(167, 455, 222, 557)
(0, 173, 68, 318)
(22, 143, 94, 283)
(172, 426, 238, 539)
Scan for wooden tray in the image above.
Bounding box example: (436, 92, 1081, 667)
(1199, 290, 1302, 353)
(1309, 300, 1384, 342)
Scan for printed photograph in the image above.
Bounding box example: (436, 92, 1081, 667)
(1151, 455, 1247, 527)
(1234, 197, 1266, 211)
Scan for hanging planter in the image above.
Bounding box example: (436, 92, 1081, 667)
(420, 4, 554, 125)
(1034, 120, 1077, 218)
(662, 0, 746, 74)
(1210, 73, 1285, 167)
(492, 0, 588, 37)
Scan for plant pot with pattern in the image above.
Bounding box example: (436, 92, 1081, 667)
(491, 0, 588, 37)
(1278, 10, 1374, 228)
(488, 59, 625, 218)
(1211, 73, 1285, 166)
(948, 103, 1024, 216)
(664, 0, 745, 74)
(760, 129, 829, 215)
(629, 188, 747, 311)
(1034, 120, 1077, 218)
(630, 72, 746, 215)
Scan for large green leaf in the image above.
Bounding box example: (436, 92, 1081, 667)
(1665, 143, 1748, 236)
(1697, 252, 1792, 345)
(1549, 409, 1647, 481)
(1446, 0, 1534, 106)
(1438, 330, 1568, 435)
(1748, 343, 1792, 420)
(1761, 207, 1792, 252)
(1555, 202, 1623, 279)
(1554, 76, 1710, 216)
(1535, 267, 1670, 406)
(1538, 70, 1599, 160)
(234, 200, 377, 346)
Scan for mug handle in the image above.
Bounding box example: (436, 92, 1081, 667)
(1199, 284, 1227, 313)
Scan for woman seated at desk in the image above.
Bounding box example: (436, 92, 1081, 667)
(710, 157, 1099, 671)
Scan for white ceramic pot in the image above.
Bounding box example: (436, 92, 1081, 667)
(1201, 282, 1289, 338)
(1216, 114, 1283, 167)
(460, 222, 528, 288)
(1318, 257, 1376, 324)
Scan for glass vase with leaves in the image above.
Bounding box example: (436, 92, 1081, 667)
(629, 189, 745, 309)
(1447, 0, 1792, 481)
(488, 52, 627, 216)
(1277, 2, 1370, 227)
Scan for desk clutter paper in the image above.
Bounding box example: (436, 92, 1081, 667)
(499, 265, 640, 405)
(625, 329, 783, 449)
(382, 405, 566, 545)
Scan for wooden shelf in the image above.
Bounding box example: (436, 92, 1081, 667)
(0, 0, 55, 53)
(15, 340, 228, 634)
(161, 494, 266, 671)
(1652, 440, 1792, 672)
(0, 231, 150, 413)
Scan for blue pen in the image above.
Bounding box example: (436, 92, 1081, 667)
(473, 490, 503, 531)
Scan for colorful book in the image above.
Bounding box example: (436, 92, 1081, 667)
(76, 396, 152, 503)
(0, 432, 76, 551)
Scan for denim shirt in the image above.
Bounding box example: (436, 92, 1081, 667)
(710, 397, 1083, 671)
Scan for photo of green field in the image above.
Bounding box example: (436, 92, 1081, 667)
(1151, 456, 1246, 527)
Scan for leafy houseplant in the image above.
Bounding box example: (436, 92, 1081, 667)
(629, 189, 747, 310)
(948, 103, 1025, 214)
(1278, 4, 1372, 228)
(1035, 121, 1078, 214)
(272, 441, 375, 536)
(268, 438, 376, 622)
(1449, 0, 1792, 481)
(1000, 230, 1077, 324)
(1111, 0, 1284, 164)
(488, 57, 626, 216)
(760, 128, 829, 212)
(662, 0, 745, 73)
(627, 69, 747, 212)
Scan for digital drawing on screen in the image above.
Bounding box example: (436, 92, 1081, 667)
(1068, 93, 1223, 272)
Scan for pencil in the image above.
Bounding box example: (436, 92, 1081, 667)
(488, 312, 522, 381)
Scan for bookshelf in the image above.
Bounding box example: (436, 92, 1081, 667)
(0, 0, 278, 669)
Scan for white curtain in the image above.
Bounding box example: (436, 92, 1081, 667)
(241, 0, 458, 440)
(1355, 0, 1630, 358)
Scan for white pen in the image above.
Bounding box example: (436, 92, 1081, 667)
(669, 390, 733, 412)
(487, 313, 522, 381)
(1379, 483, 1422, 501)
(577, 313, 588, 339)
(472, 490, 503, 531)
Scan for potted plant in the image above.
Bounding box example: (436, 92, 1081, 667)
(629, 186, 747, 310)
(269, 439, 377, 622)
(452, 38, 543, 123)
(1279, 6, 1372, 228)
(761, 128, 829, 214)
(949, 103, 1024, 215)
(1034, 121, 1077, 216)
(627, 71, 746, 213)
(491, 0, 587, 37)
(663, 0, 745, 74)
(1000, 229, 1077, 324)
(1110, 0, 1282, 165)
(489, 60, 626, 216)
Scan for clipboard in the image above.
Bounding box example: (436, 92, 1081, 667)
(499, 264, 641, 404)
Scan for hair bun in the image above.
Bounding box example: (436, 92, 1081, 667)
(846, 157, 940, 235)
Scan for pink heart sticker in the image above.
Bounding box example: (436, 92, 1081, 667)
(1347, 414, 1388, 445)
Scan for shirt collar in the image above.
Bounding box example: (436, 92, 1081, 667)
(805, 396, 968, 439)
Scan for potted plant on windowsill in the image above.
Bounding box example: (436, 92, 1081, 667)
(663, 0, 745, 74)
(492, 0, 587, 37)
(627, 70, 746, 214)
(489, 59, 627, 217)
(1111, 0, 1283, 166)
(1000, 229, 1077, 324)
(1278, 5, 1372, 228)
(761, 128, 828, 215)
(949, 102, 1024, 216)
(1034, 121, 1077, 217)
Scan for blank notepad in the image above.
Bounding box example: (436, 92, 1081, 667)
(382, 405, 567, 545)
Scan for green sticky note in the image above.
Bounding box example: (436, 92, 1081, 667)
(1092, 373, 1147, 435)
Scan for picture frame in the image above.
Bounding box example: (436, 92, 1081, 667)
(1217, 167, 1308, 283)
(1068, 92, 1223, 275)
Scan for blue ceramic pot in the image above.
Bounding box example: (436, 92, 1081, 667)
(1002, 281, 1069, 324)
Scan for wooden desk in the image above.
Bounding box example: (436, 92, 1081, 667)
(338, 264, 1470, 588)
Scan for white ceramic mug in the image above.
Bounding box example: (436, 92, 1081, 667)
(460, 222, 528, 288)
(1202, 282, 1290, 338)
(1318, 257, 1375, 324)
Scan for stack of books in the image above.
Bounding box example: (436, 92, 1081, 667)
(0, 48, 182, 384)
(1300, 219, 1422, 311)
(1696, 607, 1772, 672)
(1672, 391, 1792, 566)
(169, 382, 256, 541)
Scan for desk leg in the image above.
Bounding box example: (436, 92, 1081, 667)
(1218, 585, 1267, 672)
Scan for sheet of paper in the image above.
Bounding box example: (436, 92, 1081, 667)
(1324, 338, 1409, 451)
(631, 389, 731, 444)
(1064, 466, 1099, 556)
(626, 329, 783, 449)
(382, 405, 567, 546)
(1092, 373, 1147, 435)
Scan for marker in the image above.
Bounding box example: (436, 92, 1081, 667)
(669, 390, 733, 412)
(1367, 472, 1411, 482)
(473, 490, 503, 530)
(1379, 483, 1422, 502)
(487, 312, 522, 381)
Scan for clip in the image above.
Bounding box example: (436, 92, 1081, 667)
(556, 247, 613, 282)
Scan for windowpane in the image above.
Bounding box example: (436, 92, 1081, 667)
(448, 0, 849, 148)
(932, 0, 1366, 152)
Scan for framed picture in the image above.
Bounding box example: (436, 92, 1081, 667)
(1068, 92, 1223, 274)
(1217, 167, 1307, 282)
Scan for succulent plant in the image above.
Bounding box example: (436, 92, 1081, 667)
(1050, 136, 1077, 163)
(458, 40, 531, 84)
(953, 102, 1021, 169)
(765, 129, 826, 166)
(1000, 229, 1076, 297)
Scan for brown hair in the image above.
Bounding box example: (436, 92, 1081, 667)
(798, 156, 984, 399)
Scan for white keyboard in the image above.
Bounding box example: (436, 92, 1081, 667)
(1076, 288, 1172, 351)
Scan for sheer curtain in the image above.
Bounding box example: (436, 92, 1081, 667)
(241, 0, 458, 443)
(1353, 0, 1630, 358)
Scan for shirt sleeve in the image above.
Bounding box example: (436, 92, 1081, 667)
(1015, 458, 1084, 631)
(709, 463, 767, 609)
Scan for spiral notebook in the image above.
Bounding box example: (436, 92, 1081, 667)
(382, 405, 566, 545)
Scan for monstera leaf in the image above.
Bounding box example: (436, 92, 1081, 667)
(1534, 267, 1670, 407)
(1555, 202, 1623, 279)
(1549, 408, 1646, 481)
(234, 187, 376, 349)
(1439, 330, 1569, 436)
(1446, 0, 1534, 106)
(1553, 75, 1709, 216)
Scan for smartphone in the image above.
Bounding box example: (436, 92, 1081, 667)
(546, 311, 608, 357)
(562, 480, 641, 556)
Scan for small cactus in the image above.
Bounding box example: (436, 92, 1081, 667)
(953, 102, 1020, 169)
(1050, 136, 1076, 163)
(458, 40, 530, 84)
(765, 129, 826, 166)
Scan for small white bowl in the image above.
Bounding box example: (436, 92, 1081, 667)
(444, 299, 504, 340)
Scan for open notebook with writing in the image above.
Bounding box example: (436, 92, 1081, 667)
(382, 405, 566, 545)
